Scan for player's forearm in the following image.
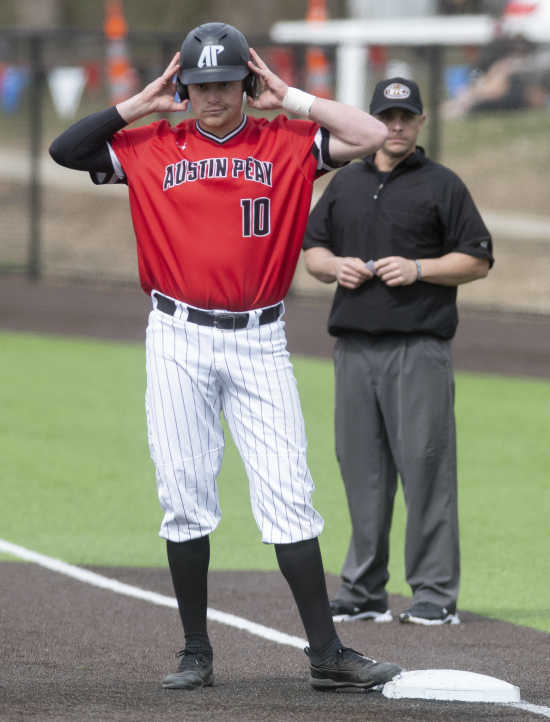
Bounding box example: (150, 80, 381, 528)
(116, 91, 158, 124)
(418, 252, 490, 286)
(309, 96, 388, 156)
(49, 106, 126, 171)
(303, 246, 339, 283)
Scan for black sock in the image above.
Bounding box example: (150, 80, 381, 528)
(166, 536, 212, 653)
(275, 538, 341, 657)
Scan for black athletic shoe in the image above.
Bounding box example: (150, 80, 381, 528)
(162, 649, 214, 689)
(307, 646, 402, 690)
(399, 601, 460, 626)
(329, 598, 393, 623)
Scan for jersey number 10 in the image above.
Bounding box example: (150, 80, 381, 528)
(241, 197, 270, 237)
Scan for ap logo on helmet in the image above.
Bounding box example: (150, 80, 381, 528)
(197, 45, 224, 68)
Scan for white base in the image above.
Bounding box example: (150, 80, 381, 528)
(382, 669, 521, 703)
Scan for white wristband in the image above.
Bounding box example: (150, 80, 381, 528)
(282, 87, 316, 117)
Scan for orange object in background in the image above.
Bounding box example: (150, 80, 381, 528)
(304, 0, 332, 99)
(104, 0, 136, 104)
(104, 0, 127, 38)
(306, 0, 328, 22)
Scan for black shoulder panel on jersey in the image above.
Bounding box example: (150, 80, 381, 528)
(49, 106, 127, 173)
(317, 126, 345, 170)
(320, 127, 331, 166)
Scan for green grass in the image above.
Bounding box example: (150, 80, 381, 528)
(441, 108, 550, 159)
(1, 331, 549, 633)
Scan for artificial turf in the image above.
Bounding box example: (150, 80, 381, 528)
(1, 331, 549, 632)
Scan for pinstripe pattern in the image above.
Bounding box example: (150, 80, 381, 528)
(145, 295, 324, 544)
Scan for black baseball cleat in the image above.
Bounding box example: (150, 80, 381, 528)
(399, 601, 460, 626)
(307, 646, 401, 690)
(162, 648, 214, 689)
(330, 598, 393, 623)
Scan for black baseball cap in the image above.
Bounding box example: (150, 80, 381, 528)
(369, 77, 423, 115)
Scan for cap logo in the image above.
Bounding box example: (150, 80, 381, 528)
(197, 45, 224, 68)
(384, 83, 411, 100)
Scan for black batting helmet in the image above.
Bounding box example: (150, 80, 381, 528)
(176, 22, 259, 100)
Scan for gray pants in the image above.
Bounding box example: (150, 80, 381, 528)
(333, 332, 459, 609)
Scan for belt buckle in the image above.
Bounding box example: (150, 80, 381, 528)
(213, 312, 236, 330)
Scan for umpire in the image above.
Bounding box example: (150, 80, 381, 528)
(303, 77, 494, 626)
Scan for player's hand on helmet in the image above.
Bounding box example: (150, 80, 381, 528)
(246, 48, 288, 109)
(334, 257, 373, 289)
(375, 256, 417, 286)
(141, 52, 189, 113)
(118, 52, 188, 121)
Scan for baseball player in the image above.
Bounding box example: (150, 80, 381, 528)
(49, 22, 401, 691)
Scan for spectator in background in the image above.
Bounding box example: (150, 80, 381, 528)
(438, 0, 508, 15)
(438, 0, 484, 13)
(441, 34, 550, 117)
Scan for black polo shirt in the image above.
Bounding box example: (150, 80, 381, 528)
(303, 147, 494, 340)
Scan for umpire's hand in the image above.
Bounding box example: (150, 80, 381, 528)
(375, 256, 418, 286)
(334, 257, 374, 289)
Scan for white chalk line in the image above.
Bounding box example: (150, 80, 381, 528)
(0, 538, 305, 649)
(508, 702, 550, 719)
(2, 538, 550, 718)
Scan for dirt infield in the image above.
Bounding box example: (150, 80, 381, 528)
(2, 275, 550, 378)
(2, 562, 550, 721)
(2, 276, 550, 721)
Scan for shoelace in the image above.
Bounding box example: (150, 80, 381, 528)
(305, 646, 376, 665)
(175, 648, 211, 671)
(337, 647, 376, 664)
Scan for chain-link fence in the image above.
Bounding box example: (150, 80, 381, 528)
(1, 27, 549, 313)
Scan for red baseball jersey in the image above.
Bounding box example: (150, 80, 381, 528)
(102, 114, 332, 311)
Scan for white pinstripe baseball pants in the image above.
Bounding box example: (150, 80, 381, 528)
(145, 295, 324, 545)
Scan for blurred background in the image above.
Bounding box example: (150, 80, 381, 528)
(1, 0, 549, 314)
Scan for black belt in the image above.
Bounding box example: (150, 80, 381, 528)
(153, 293, 282, 330)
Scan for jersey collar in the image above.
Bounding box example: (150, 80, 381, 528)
(195, 114, 247, 144)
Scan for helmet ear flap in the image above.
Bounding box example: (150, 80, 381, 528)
(176, 76, 188, 101)
(244, 73, 260, 99)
